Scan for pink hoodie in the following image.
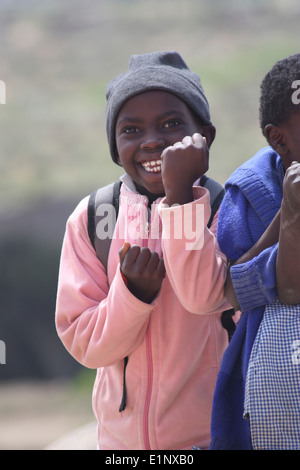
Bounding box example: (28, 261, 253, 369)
(55, 177, 229, 450)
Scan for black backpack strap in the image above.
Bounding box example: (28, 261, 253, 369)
(200, 175, 225, 228)
(88, 180, 126, 412)
(87, 181, 122, 270)
(221, 308, 236, 342)
(87, 189, 98, 249)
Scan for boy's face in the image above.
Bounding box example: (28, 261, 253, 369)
(267, 110, 300, 170)
(115, 90, 211, 195)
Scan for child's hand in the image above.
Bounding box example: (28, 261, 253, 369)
(282, 161, 300, 216)
(119, 242, 166, 303)
(161, 133, 208, 206)
(277, 161, 300, 304)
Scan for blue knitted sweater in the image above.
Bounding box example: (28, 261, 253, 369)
(209, 146, 285, 450)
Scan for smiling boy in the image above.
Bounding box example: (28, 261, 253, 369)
(55, 51, 229, 450)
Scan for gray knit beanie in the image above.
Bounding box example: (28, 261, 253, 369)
(105, 50, 212, 163)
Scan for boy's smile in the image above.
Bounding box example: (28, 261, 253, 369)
(115, 90, 206, 195)
(140, 159, 162, 173)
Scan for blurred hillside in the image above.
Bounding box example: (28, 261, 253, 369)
(0, 0, 300, 381)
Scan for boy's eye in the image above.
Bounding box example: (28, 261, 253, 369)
(123, 126, 140, 134)
(164, 120, 180, 128)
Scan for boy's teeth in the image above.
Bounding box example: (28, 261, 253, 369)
(141, 160, 162, 172)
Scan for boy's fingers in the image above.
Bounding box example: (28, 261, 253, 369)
(120, 244, 142, 270)
(191, 133, 206, 147)
(157, 258, 166, 278)
(181, 135, 193, 145)
(142, 251, 159, 271)
(119, 241, 131, 265)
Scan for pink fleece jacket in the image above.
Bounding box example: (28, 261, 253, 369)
(55, 177, 229, 450)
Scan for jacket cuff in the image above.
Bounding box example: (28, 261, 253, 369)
(230, 256, 274, 311)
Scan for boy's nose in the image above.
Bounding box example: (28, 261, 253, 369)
(140, 132, 166, 151)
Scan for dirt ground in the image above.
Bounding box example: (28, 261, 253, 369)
(0, 380, 96, 450)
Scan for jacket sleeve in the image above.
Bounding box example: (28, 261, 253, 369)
(217, 185, 278, 311)
(158, 187, 229, 314)
(230, 245, 278, 311)
(55, 197, 154, 369)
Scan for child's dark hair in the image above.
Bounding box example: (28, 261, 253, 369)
(259, 53, 300, 136)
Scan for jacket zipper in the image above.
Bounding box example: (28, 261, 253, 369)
(143, 201, 153, 450)
(143, 320, 153, 450)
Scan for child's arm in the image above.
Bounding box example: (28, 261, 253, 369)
(159, 189, 229, 314)
(159, 132, 228, 313)
(276, 162, 300, 304)
(217, 182, 280, 313)
(225, 210, 281, 310)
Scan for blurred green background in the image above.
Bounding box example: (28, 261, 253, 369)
(0, 0, 300, 449)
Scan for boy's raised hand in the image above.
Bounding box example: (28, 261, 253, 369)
(119, 242, 166, 304)
(282, 161, 300, 215)
(161, 133, 209, 206)
(276, 161, 300, 304)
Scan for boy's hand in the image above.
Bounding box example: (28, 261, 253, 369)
(119, 242, 165, 304)
(161, 133, 209, 206)
(282, 161, 300, 218)
(277, 161, 300, 304)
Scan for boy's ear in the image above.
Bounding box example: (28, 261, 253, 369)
(264, 124, 287, 155)
(116, 154, 122, 167)
(202, 125, 216, 148)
